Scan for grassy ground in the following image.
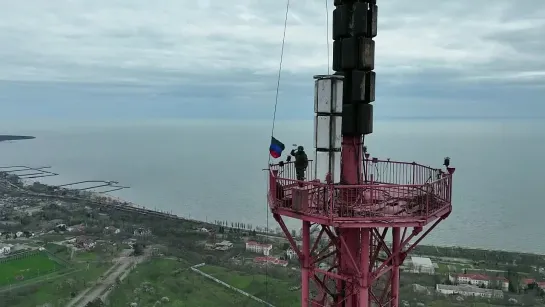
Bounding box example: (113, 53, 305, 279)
(0, 252, 61, 286)
(0, 250, 112, 307)
(199, 265, 300, 306)
(109, 259, 300, 307)
(435, 262, 473, 274)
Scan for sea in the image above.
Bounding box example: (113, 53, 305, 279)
(0, 118, 543, 253)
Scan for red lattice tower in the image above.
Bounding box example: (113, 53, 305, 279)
(267, 2, 455, 306)
(268, 153, 454, 306)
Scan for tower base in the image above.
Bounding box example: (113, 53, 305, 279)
(274, 214, 449, 307)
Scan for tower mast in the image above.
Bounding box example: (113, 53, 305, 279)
(267, 1, 455, 306)
(335, 1, 376, 305)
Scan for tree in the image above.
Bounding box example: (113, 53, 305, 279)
(133, 243, 144, 256)
(507, 268, 520, 293)
(204, 255, 216, 264)
(20, 215, 32, 226)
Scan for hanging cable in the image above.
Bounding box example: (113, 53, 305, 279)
(268, 0, 291, 160)
(325, 0, 330, 75)
(265, 0, 290, 302)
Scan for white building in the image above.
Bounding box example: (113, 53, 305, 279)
(286, 247, 297, 260)
(245, 241, 273, 256)
(0, 244, 11, 255)
(215, 240, 233, 251)
(409, 256, 435, 274)
(450, 274, 509, 291)
(436, 284, 504, 299)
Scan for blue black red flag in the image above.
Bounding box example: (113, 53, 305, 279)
(269, 136, 285, 159)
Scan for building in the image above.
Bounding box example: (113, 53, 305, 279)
(436, 284, 504, 298)
(254, 256, 288, 267)
(319, 262, 332, 271)
(286, 247, 297, 260)
(75, 237, 96, 250)
(451, 274, 509, 291)
(104, 226, 120, 234)
(0, 244, 11, 255)
(245, 241, 273, 256)
(67, 224, 85, 232)
(133, 227, 152, 237)
(215, 240, 233, 251)
(409, 256, 435, 274)
(521, 278, 536, 289)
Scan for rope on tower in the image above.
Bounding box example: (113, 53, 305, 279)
(265, 0, 291, 301)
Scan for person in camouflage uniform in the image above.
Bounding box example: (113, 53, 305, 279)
(290, 146, 308, 181)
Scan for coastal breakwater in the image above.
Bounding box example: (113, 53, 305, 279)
(0, 174, 225, 230)
(0, 135, 35, 142)
(0, 171, 273, 236)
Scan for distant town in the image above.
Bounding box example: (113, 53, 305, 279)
(1, 170, 545, 306)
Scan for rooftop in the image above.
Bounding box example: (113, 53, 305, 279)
(522, 278, 536, 284)
(216, 240, 232, 246)
(246, 241, 272, 248)
(411, 256, 433, 267)
(457, 274, 508, 281)
(437, 284, 503, 295)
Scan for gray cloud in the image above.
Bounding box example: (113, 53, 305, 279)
(1, 0, 544, 82)
(0, 0, 543, 119)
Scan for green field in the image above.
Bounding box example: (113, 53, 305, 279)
(0, 252, 61, 286)
(4, 250, 113, 307)
(109, 259, 301, 307)
(109, 259, 255, 306)
(199, 265, 300, 306)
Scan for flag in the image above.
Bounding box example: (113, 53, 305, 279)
(269, 136, 285, 159)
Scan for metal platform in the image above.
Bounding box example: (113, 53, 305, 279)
(268, 159, 453, 228)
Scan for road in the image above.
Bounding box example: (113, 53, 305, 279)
(66, 249, 147, 307)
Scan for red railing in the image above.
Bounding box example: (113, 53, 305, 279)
(364, 159, 442, 186)
(269, 160, 316, 182)
(268, 159, 453, 221)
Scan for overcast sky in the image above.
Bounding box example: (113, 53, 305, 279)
(0, 0, 544, 121)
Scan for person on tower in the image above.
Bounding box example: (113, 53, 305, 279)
(290, 145, 308, 181)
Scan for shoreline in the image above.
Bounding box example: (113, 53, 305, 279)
(2, 171, 543, 256)
(88, 191, 545, 255)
